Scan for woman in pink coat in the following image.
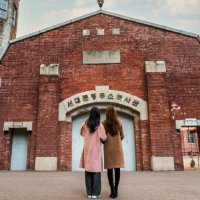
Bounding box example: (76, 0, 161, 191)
(80, 107, 107, 199)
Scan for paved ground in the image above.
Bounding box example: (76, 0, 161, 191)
(0, 171, 200, 200)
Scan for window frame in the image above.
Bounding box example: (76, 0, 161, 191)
(12, 4, 17, 26)
(0, 0, 9, 19)
(188, 132, 195, 144)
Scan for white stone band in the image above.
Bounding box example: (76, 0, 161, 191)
(145, 61, 166, 73)
(151, 156, 175, 171)
(35, 157, 57, 171)
(3, 121, 33, 131)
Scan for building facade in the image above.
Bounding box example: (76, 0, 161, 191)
(0, 8, 200, 171)
(0, 0, 19, 56)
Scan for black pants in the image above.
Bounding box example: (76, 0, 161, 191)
(85, 171, 101, 196)
(107, 168, 120, 189)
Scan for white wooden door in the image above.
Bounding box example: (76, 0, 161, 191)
(72, 111, 136, 171)
(10, 129, 28, 170)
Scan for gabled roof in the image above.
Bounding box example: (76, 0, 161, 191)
(1, 9, 200, 61)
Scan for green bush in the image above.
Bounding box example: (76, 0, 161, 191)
(190, 159, 195, 168)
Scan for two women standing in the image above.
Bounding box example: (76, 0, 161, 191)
(80, 106, 124, 199)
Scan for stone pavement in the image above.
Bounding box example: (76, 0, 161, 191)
(0, 171, 200, 200)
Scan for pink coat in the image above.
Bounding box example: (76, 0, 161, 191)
(79, 123, 107, 172)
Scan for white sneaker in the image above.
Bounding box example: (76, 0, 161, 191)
(91, 196, 98, 199)
(88, 195, 92, 199)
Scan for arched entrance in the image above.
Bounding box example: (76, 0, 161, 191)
(72, 110, 136, 171)
(58, 86, 150, 171)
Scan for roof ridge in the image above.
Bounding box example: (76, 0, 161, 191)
(1, 9, 199, 62)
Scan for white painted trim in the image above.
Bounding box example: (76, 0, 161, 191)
(66, 104, 138, 122)
(3, 121, 33, 131)
(58, 86, 148, 121)
(35, 157, 57, 171)
(151, 156, 175, 171)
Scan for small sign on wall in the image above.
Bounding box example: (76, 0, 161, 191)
(185, 118, 198, 126)
(83, 50, 120, 64)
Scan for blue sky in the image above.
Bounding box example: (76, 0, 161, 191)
(17, 0, 200, 37)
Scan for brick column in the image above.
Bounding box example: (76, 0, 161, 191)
(134, 116, 143, 171)
(35, 64, 59, 171)
(145, 61, 174, 170)
(58, 121, 72, 171)
(141, 120, 151, 170)
(2, 132, 12, 170)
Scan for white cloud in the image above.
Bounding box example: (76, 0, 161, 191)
(17, 0, 200, 36)
(165, 0, 200, 15)
(75, 0, 92, 7)
(41, 7, 95, 27)
(175, 19, 200, 34)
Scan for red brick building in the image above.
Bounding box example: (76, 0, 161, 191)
(0, 4, 200, 171)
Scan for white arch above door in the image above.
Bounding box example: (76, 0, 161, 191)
(59, 86, 148, 122)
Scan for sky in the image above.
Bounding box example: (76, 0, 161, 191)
(17, 0, 200, 37)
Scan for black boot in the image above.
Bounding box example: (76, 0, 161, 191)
(114, 185, 118, 198)
(114, 168, 120, 198)
(107, 169, 116, 199)
(110, 186, 116, 199)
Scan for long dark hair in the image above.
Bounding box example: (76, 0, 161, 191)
(86, 107, 100, 133)
(104, 106, 121, 136)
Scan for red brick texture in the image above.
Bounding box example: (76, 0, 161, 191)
(0, 13, 200, 170)
(146, 72, 173, 157)
(36, 76, 59, 157)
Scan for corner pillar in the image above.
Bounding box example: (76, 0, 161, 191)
(145, 61, 174, 171)
(35, 64, 59, 171)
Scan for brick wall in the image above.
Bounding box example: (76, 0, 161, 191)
(0, 13, 200, 170)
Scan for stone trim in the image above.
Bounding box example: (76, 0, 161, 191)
(83, 50, 120, 64)
(0, 78, 2, 87)
(145, 61, 166, 73)
(175, 119, 200, 129)
(83, 29, 90, 36)
(151, 156, 175, 171)
(97, 29, 105, 35)
(3, 121, 33, 131)
(112, 28, 120, 35)
(40, 64, 59, 75)
(35, 157, 57, 171)
(59, 86, 148, 121)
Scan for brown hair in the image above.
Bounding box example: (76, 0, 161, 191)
(104, 106, 121, 136)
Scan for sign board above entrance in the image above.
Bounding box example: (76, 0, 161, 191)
(59, 86, 148, 121)
(185, 118, 198, 126)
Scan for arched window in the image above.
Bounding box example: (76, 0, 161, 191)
(0, 0, 8, 19)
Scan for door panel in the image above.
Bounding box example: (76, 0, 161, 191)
(72, 111, 136, 171)
(11, 129, 28, 171)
